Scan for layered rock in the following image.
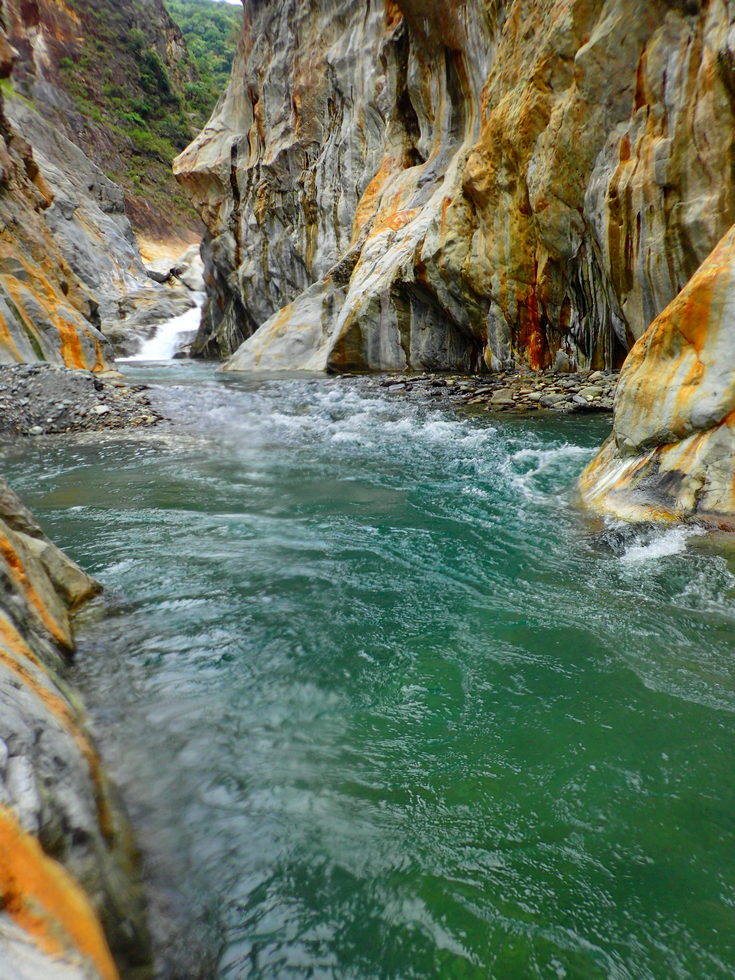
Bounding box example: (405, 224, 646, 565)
(0, 43, 112, 369)
(0, 0, 207, 367)
(175, 0, 735, 373)
(0, 478, 152, 979)
(580, 224, 735, 526)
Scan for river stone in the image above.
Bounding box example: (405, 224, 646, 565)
(579, 386, 603, 400)
(490, 388, 515, 405)
(553, 350, 572, 373)
(540, 393, 568, 408)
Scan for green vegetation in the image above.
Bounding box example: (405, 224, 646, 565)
(165, 0, 242, 120)
(53, 0, 241, 235)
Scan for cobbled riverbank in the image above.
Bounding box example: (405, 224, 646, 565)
(341, 370, 619, 413)
(0, 363, 163, 436)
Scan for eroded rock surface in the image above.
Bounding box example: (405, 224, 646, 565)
(0, 1, 204, 369)
(175, 0, 735, 374)
(0, 43, 112, 369)
(0, 478, 152, 978)
(580, 224, 735, 526)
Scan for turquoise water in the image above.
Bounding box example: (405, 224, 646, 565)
(3, 363, 735, 979)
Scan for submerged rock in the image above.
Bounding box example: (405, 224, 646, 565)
(580, 225, 735, 526)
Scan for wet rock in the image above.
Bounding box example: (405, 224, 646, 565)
(0, 478, 152, 976)
(581, 225, 735, 525)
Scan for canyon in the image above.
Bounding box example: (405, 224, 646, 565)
(2, 0, 735, 977)
(176, 0, 735, 381)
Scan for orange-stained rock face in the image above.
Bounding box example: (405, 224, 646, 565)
(176, 0, 735, 373)
(0, 807, 119, 980)
(580, 225, 735, 525)
(0, 478, 152, 978)
(0, 57, 113, 370)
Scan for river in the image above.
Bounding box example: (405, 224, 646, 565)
(3, 360, 735, 979)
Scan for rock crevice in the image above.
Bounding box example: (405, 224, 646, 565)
(176, 0, 735, 375)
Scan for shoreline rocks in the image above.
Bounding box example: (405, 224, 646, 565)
(580, 225, 735, 527)
(0, 364, 163, 437)
(0, 478, 152, 978)
(342, 370, 619, 414)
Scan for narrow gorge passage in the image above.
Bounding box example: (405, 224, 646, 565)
(4, 362, 735, 979)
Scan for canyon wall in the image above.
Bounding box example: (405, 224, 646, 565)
(176, 0, 735, 373)
(0, 0, 205, 369)
(0, 478, 151, 979)
(580, 224, 735, 526)
(0, 33, 113, 369)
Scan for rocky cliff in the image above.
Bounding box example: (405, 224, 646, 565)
(0, 33, 113, 369)
(0, 0, 206, 369)
(0, 478, 152, 979)
(4, 0, 201, 243)
(175, 0, 735, 374)
(580, 224, 735, 526)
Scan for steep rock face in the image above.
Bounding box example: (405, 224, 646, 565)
(3, 0, 199, 241)
(176, 0, 735, 373)
(0, 478, 152, 978)
(0, 1, 203, 368)
(579, 224, 735, 526)
(0, 50, 112, 368)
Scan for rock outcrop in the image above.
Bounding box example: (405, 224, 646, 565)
(0, 41, 112, 369)
(0, 478, 152, 978)
(580, 224, 735, 526)
(175, 0, 735, 374)
(0, 0, 208, 369)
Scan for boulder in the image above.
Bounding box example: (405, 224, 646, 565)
(580, 225, 735, 526)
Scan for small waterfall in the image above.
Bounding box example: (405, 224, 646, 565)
(126, 292, 206, 361)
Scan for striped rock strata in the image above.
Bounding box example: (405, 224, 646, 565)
(0, 478, 152, 978)
(580, 224, 735, 526)
(0, 35, 112, 370)
(175, 0, 735, 374)
(0, 0, 202, 370)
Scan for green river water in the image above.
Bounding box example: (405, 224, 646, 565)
(3, 362, 735, 979)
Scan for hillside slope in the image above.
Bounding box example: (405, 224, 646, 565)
(165, 0, 242, 128)
(4, 0, 203, 244)
(0, 0, 214, 368)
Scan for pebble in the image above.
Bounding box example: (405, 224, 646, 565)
(0, 363, 164, 437)
(344, 367, 620, 416)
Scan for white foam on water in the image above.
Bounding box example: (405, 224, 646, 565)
(503, 443, 595, 501)
(619, 525, 705, 564)
(124, 292, 205, 362)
